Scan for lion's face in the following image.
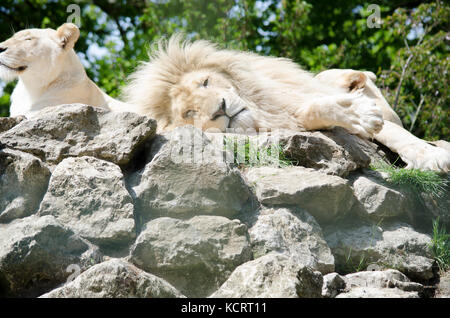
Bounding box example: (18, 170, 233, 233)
(0, 23, 79, 82)
(168, 70, 254, 132)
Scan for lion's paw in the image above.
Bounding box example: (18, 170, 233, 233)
(399, 143, 450, 173)
(338, 94, 384, 139)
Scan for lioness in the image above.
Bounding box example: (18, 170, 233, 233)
(124, 36, 450, 172)
(0, 23, 127, 118)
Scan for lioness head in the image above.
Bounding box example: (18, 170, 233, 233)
(0, 23, 80, 82)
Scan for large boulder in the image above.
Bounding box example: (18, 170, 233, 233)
(324, 221, 435, 281)
(129, 216, 252, 297)
(210, 253, 323, 298)
(0, 104, 156, 167)
(249, 207, 334, 273)
(0, 149, 50, 223)
(38, 156, 135, 248)
(0, 215, 101, 297)
(40, 259, 184, 298)
(244, 166, 355, 223)
(130, 126, 252, 222)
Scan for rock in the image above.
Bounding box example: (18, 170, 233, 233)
(336, 287, 419, 298)
(40, 259, 184, 298)
(130, 126, 252, 221)
(129, 216, 252, 297)
(296, 266, 324, 298)
(352, 175, 412, 221)
(420, 189, 450, 231)
(249, 207, 334, 273)
(210, 253, 323, 298)
(0, 215, 101, 297)
(0, 149, 51, 223)
(249, 128, 386, 177)
(324, 221, 434, 281)
(0, 104, 156, 167)
(0, 116, 26, 133)
(38, 156, 135, 248)
(435, 271, 450, 298)
(336, 269, 423, 298)
(244, 166, 355, 224)
(322, 273, 346, 298)
(344, 269, 423, 291)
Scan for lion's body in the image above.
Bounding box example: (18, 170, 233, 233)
(124, 36, 376, 135)
(124, 36, 450, 172)
(0, 24, 127, 118)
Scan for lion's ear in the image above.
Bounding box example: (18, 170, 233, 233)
(56, 23, 80, 50)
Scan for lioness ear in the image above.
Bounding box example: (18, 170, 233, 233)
(56, 23, 80, 50)
(346, 71, 367, 92)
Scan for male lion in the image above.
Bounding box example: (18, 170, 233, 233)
(124, 36, 450, 172)
(0, 23, 127, 118)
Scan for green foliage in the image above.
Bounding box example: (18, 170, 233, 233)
(370, 160, 448, 197)
(378, 1, 449, 141)
(0, 0, 448, 141)
(429, 218, 450, 273)
(342, 248, 370, 273)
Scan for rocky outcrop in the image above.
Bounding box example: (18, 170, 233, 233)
(0, 215, 101, 297)
(129, 127, 252, 223)
(324, 221, 435, 281)
(37, 156, 136, 248)
(0, 104, 156, 167)
(244, 166, 355, 223)
(336, 269, 423, 298)
(129, 216, 252, 297)
(210, 253, 323, 298)
(249, 207, 334, 273)
(0, 149, 50, 223)
(279, 127, 386, 177)
(0, 104, 448, 298)
(40, 259, 184, 298)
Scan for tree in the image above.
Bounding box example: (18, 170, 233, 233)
(0, 0, 447, 141)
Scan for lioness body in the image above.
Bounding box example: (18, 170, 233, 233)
(124, 36, 450, 172)
(0, 23, 127, 118)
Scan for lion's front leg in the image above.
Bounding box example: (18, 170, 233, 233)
(295, 92, 384, 139)
(375, 121, 450, 173)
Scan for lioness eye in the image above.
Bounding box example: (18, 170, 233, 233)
(202, 78, 209, 87)
(25, 37, 32, 41)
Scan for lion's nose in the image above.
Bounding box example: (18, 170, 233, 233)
(211, 98, 226, 120)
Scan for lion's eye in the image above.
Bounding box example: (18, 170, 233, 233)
(25, 37, 32, 41)
(183, 110, 197, 118)
(202, 78, 209, 87)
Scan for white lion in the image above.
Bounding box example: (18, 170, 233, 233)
(0, 23, 128, 118)
(123, 36, 450, 172)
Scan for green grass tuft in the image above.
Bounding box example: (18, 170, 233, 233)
(370, 161, 448, 197)
(224, 136, 295, 168)
(429, 218, 450, 273)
